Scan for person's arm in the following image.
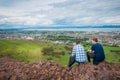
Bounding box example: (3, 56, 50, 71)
(87, 45, 95, 53)
(91, 44, 94, 50)
(90, 45, 95, 53)
(72, 46, 76, 56)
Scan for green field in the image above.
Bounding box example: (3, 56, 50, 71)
(0, 40, 120, 66)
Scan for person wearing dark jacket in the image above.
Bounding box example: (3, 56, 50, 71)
(87, 38, 105, 65)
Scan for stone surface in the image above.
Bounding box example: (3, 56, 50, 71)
(0, 57, 120, 80)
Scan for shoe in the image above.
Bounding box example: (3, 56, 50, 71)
(66, 67, 71, 71)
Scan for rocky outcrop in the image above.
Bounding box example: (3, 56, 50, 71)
(0, 57, 120, 80)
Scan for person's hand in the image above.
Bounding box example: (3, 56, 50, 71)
(87, 50, 93, 53)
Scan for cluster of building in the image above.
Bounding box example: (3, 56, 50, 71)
(0, 30, 120, 46)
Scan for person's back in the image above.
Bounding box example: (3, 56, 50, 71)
(92, 43, 105, 61)
(91, 38, 105, 65)
(72, 44, 86, 62)
(67, 40, 86, 68)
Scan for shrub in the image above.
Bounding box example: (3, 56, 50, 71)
(42, 46, 65, 58)
(42, 46, 54, 55)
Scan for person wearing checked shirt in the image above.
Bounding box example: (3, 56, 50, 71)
(67, 40, 86, 68)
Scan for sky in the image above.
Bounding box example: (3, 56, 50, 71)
(0, 0, 120, 28)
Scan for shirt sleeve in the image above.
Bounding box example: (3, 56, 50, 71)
(91, 44, 94, 51)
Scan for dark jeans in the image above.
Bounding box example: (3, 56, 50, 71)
(87, 52, 95, 62)
(67, 56, 84, 67)
(87, 52, 104, 65)
(67, 56, 75, 67)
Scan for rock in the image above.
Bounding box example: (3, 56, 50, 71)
(0, 57, 120, 80)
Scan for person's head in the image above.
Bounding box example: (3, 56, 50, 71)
(91, 38, 98, 44)
(76, 40, 80, 44)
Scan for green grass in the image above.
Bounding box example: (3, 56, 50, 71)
(0, 40, 120, 66)
(104, 46, 120, 63)
(0, 40, 44, 63)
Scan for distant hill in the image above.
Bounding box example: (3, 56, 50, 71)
(0, 25, 120, 31)
(0, 57, 120, 80)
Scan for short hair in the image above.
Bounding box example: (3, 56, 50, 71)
(92, 38, 98, 42)
(76, 40, 80, 44)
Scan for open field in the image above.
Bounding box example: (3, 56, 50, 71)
(0, 40, 120, 66)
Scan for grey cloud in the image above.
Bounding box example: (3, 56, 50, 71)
(0, 0, 120, 26)
(51, 0, 120, 25)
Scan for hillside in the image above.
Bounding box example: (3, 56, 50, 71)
(0, 57, 120, 80)
(0, 40, 70, 66)
(0, 40, 120, 66)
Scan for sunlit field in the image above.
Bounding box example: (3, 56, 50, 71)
(0, 40, 120, 66)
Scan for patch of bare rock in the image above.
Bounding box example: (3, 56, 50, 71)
(0, 57, 120, 80)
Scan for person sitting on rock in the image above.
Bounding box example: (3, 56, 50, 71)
(87, 38, 105, 65)
(67, 40, 86, 68)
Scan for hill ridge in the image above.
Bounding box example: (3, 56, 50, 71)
(0, 57, 120, 80)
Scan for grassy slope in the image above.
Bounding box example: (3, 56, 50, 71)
(0, 40, 120, 66)
(0, 40, 44, 63)
(104, 46, 120, 63)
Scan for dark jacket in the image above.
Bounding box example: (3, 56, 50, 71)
(91, 43, 105, 65)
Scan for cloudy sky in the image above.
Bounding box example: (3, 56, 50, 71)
(0, 0, 120, 28)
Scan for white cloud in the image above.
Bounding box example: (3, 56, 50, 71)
(102, 17, 120, 24)
(0, 0, 120, 27)
(0, 14, 54, 26)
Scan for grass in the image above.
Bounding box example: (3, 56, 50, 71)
(0, 40, 44, 63)
(0, 40, 120, 66)
(104, 46, 120, 63)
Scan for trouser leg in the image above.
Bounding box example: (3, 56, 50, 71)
(67, 56, 75, 67)
(93, 59, 99, 65)
(93, 59, 104, 65)
(87, 52, 91, 62)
